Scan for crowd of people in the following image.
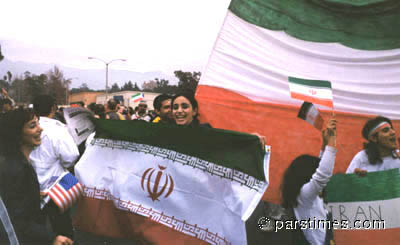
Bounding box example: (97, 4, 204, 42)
(0, 88, 399, 245)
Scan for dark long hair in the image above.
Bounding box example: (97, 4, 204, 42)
(281, 154, 320, 208)
(171, 92, 200, 126)
(0, 108, 36, 155)
(362, 116, 393, 165)
(94, 104, 107, 119)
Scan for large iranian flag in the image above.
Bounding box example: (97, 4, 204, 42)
(326, 169, 400, 244)
(195, 0, 400, 244)
(74, 119, 270, 244)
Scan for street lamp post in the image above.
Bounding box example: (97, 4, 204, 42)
(88, 57, 126, 102)
(65, 77, 78, 105)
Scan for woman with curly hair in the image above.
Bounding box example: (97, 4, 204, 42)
(0, 109, 73, 245)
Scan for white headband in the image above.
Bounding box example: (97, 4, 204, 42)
(368, 122, 390, 140)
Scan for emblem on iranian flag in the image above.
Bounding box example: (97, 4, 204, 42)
(288, 77, 334, 108)
(141, 165, 174, 202)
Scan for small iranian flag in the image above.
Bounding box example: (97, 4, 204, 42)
(297, 102, 324, 131)
(131, 92, 144, 103)
(288, 77, 333, 108)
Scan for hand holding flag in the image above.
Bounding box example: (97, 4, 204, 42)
(322, 116, 337, 148)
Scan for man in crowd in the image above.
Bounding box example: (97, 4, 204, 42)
(131, 100, 151, 121)
(106, 98, 123, 120)
(30, 95, 79, 238)
(152, 94, 172, 123)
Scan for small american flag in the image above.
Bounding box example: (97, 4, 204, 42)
(48, 172, 83, 213)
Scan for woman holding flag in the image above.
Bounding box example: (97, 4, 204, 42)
(171, 92, 205, 127)
(0, 109, 73, 245)
(171, 92, 267, 148)
(281, 117, 337, 245)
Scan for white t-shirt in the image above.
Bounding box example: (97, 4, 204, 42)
(346, 150, 400, 174)
(30, 117, 80, 191)
(131, 113, 151, 122)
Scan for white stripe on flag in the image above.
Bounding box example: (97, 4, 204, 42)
(53, 186, 69, 209)
(71, 185, 80, 201)
(199, 11, 400, 119)
(52, 187, 67, 210)
(49, 191, 65, 211)
(68, 188, 77, 202)
(56, 184, 73, 207)
(288, 83, 333, 101)
(77, 183, 83, 193)
(328, 198, 400, 229)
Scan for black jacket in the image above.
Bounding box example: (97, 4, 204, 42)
(0, 153, 56, 244)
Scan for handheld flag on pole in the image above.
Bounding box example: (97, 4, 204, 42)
(297, 102, 324, 131)
(48, 172, 83, 213)
(288, 77, 333, 108)
(131, 93, 144, 103)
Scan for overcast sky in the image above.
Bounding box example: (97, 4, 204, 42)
(1, 0, 231, 76)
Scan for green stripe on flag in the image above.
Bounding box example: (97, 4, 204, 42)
(325, 0, 389, 6)
(326, 168, 400, 203)
(92, 119, 266, 181)
(131, 93, 141, 98)
(289, 77, 332, 89)
(228, 0, 400, 50)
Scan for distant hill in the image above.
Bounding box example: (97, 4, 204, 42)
(0, 59, 178, 90)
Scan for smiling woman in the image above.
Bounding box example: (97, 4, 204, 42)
(171, 92, 214, 128)
(346, 116, 400, 174)
(0, 109, 73, 245)
(171, 92, 208, 127)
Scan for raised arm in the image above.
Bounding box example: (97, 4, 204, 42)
(299, 117, 337, 202)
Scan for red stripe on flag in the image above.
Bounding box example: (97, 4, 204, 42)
(55, 185, 72, 208)
(69, 189, 77, 203)
(290, 92, 333, 108)
(77, 183, 84, 194)
(335, 229, 400, 245)
(73, 197, 209, 244)
(49, 191, 63, 209)
(49, 188, 66, 211)
(71, 185, 80, 201)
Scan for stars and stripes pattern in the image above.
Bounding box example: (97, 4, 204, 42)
(48, 172, 83, 212)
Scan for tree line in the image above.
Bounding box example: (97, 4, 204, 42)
(0, 46, 200, 105)
(0, 66, 71, 105)
(104, 70, 201, 95)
